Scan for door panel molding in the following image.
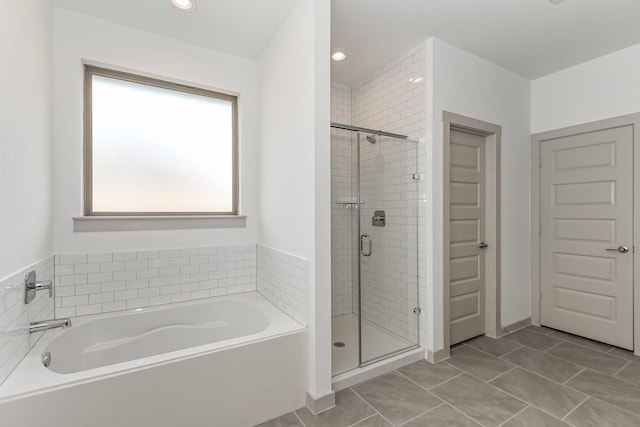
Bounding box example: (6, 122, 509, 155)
(531, 113, 640, 355)
(443, 112, 501, 357)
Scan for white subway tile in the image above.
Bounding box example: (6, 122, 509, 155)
(113, 270, 136, 281)
(136, 250, 158, 260)
(101, 261, 125, 273)
(55, 265, 75, 276)
(125, 259, 148, 271)
(88, 272, 113, 284)
(75, 284, 101, 295)
(150, 295, 171, 306)
(102, 301, 126, 313)
(87, 252, 113, 263)
(102, 281, 126, 293)
(113, 252, 136, 262)
(138, 288, 160, 298)
(114, 290, 137, 301)
(158, 249, 180, 258)
(61, 295, 88, 307)
(58, 254, 87, 265)
(126, 298, 149, 310)
(89, 292, 114, 304)
(60, 274, 87, 286)
(74, 263, 100, 274)
(125, 279, 148, 290)
(56, 307, 76, 318)
(76, 304, 102, 316)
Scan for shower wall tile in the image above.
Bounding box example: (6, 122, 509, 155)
(350, 41, 427, 343)
(256, 245, 308, 326)
(0, 256, 55, 385)
(54, 244, 256, 318)
(331, 81, 354, 317)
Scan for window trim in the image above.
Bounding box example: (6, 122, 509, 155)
(83, 65, 239, 216)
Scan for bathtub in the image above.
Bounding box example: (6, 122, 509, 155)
(0, 292, 307, 427)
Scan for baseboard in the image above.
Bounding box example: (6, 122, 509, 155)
(501, 317, 531, 335)
(306, 391, 335, 415)
(426, 348, 448, 363)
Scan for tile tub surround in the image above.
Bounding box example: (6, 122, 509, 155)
(54, 245, 256, 318)
(256, 245, 309, 326)
(0, 256, 54, 385)
(263, 327, 640, 426)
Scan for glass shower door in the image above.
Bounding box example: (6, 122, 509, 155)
(358, 133, 420, 365)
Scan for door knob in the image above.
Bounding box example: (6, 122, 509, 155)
(606, 245, 629, 253)
(479, 242, 488, 249)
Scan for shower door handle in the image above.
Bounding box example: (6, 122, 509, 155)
(360, 234, 372, 257)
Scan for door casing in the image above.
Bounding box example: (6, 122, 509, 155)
(443, 112, 501, 358)
(530, 113, 640, 355)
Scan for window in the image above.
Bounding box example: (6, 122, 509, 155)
(84, 65, 238, 216)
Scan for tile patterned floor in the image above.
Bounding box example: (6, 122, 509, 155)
(258, 326, 640, 427)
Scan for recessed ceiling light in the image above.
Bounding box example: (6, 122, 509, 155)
(171, 0, 196, 11)
(331, 51, 347, 62)
(549, 0, 564, 4)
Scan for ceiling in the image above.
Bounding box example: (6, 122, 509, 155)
(52, 0, 297, 59)
(52, 0, 640, 85)
(332, 0, 640, 84)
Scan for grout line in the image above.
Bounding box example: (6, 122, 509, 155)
(547, 332, 623, 357)
(496, 344, 525, 359)
(293, 410, 306, 427)
(440, 403, 484, 426)
(462, 343, 515, 361)
(561, 395, 590, 421)
(586, 395, 640, 421)
(502, 364, 583, 389)
(349, 387, 395, 427)
(498, 405, 529, 427)
(438, 368, 530, 409)
(396, 402, 446, 426)
(560, 366, 584, 385)
(486, 366, 516, 384)
(612, 360, 631, 378)
(345, 413, 377, 427)
(394, 367, 464, 393)
(543, 340, 564, 354)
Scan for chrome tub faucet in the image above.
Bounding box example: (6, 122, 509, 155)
(28, 318, 72, 334)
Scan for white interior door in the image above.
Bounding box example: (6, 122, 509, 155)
(449, 129, 486, 345)
(540, 126, 633, 349)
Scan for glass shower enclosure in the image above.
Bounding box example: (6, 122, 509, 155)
(330, 123, 420, 376)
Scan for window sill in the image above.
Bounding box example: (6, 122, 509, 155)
(73, 215, 246, 232)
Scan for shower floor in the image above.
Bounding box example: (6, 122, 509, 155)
(331, 314, 414, 376)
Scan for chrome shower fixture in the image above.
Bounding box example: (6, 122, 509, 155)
(366, 134, 376, 144)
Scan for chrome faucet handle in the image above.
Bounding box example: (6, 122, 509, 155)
(24, 271, 52, 304)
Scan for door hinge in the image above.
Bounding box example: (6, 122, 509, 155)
(413, 307, 422, 315)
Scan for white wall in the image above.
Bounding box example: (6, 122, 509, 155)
(52, 8, 259, 254)
(0, 0, 53, 279)
(258, 0, 331, 402)
(426, 38, 531, 352)
(532, 43, 640, 133)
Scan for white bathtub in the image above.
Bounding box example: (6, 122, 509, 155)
(0, 292, 307, 427)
